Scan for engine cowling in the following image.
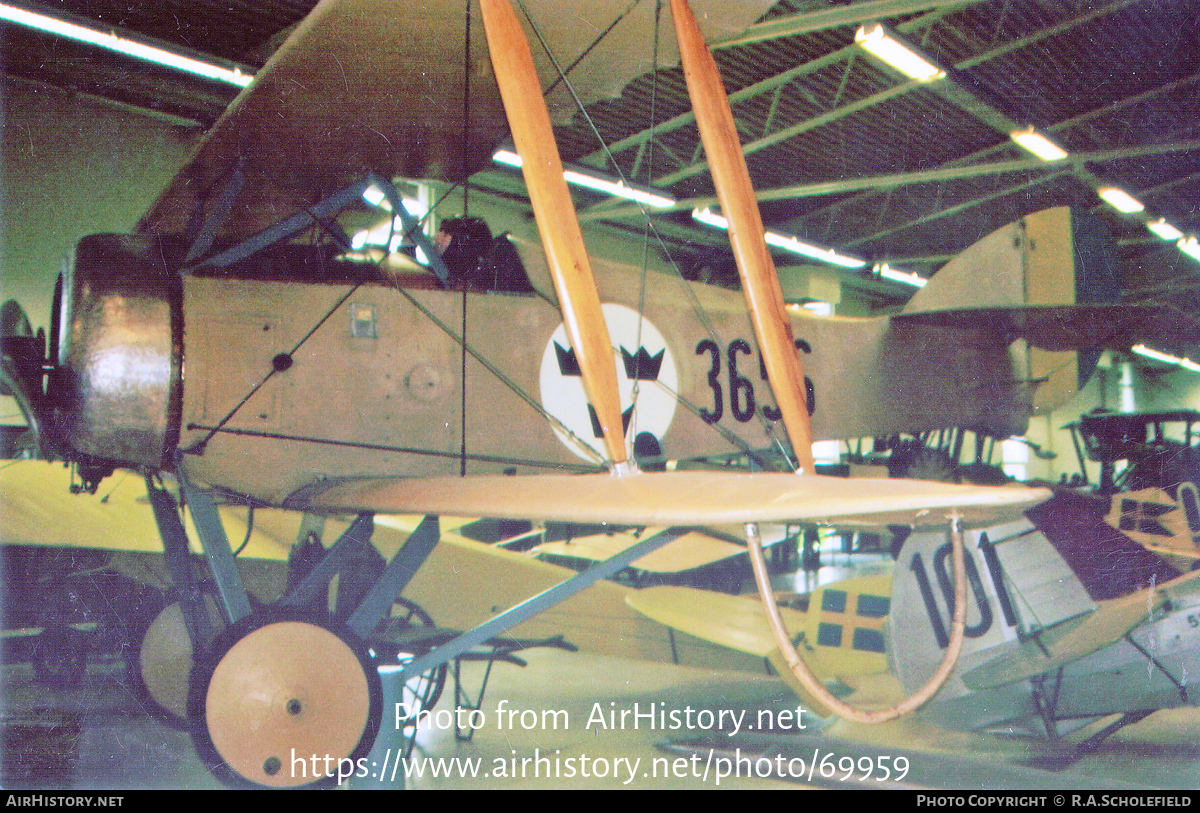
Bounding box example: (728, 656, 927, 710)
(50, 234, 183, 471)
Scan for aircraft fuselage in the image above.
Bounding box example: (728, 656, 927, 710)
(49, 233, 1034, 505)
(173, 266, 1031, 504)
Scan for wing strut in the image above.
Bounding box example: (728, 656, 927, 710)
(669, 0, 966, 722)
(479, 0, 631, 473)
(668, 0, 813, 473)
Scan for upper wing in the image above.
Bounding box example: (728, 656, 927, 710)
(136, 0, 775, 241)
(287, 471, 1050, 528)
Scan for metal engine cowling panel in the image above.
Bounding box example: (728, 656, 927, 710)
(52, 234, 182, 469)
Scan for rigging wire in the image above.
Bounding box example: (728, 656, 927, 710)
(515, 0, 798, 471)
(388, 284, 609, 467)
(628, 0, 661, 440)
(460, 0, 472, 476)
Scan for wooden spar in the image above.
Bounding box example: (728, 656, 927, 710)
(669, 0, 816, 472)
(478, 0, 631, 471)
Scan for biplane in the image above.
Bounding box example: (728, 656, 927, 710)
(1, 0, 1197, 788)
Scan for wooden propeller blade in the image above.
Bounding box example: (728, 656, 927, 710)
(478, 0, 629, 469)
(669, 0, 815, 472)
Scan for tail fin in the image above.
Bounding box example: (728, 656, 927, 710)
(903, 207, 1119, 314)
(901, 207, 1121, 411)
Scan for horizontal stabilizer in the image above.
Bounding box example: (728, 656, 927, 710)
(959, 573, 1200, 689)
(892, 304, 1200, 354)
(291, 471, 1049, 527)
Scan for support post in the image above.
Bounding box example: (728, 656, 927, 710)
(347, 515, 441, 639)
(178, 482, 253, 624)
(145, 478, 212, 648)
(280, 512, 377, 609)
(395, 529, 676, 682)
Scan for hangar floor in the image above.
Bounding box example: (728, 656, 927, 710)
(2, 642, 1199, 790)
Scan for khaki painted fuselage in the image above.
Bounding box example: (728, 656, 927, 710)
(177, 254, 1030, 505)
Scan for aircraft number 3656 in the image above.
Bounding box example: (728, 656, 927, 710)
(695, 338, 816, 424)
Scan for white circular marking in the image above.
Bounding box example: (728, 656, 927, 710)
(538, 304, 678, 463)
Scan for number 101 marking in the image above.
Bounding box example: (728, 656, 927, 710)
(910, 534, 1018, 649)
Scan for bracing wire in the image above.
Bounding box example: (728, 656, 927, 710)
(514, 0, 797, 470)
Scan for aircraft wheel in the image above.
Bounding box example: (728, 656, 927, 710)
(190, 611, 381, 789)
(135, 596, 225, 726)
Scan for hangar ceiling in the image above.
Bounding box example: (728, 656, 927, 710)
(2, 0, 1198, 314)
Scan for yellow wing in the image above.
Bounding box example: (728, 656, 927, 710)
(0, 460, 290, 560)
(962, 570, 1200, 690)
(529, 527, 767, 575)
(627, 574, 894, 717)
(626, 577, 891, 675)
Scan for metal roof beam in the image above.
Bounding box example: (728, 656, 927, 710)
(841, 170, 1071, 249)
(783, 0, 1163, 245)
(577, 5, 962, 169)
(581, 140, 1200, 223)
(788, 71, 1200, 234)
(713, 0, 988, 50)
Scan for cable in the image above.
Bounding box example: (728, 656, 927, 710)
(745, 515, 968, 724)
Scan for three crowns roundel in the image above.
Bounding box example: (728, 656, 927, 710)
(538, 304, 679, 463)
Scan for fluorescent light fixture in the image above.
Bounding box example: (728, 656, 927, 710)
(362, 186, 387, 207)
(0, 3, 253, 87)
(854, 23, 945, 82)
(691, 208, 866, 269)
(1131, 344, 1177, 363)
(1009, 127, 1068, 161)
(562, 170, 674, 209)
(873, 262, 927, 288)
(361, 185, 427, 217)
(787, 301, 833, 315)
(1097, 187, 1145, 214)
(763, 231, 866, 268)
(493, 149, 523, 168)
(1132, 343, 1200, 373)
(492, 150, 674, 208)
(1178, 236, 1200, 262)
(1146, 218, 1184, 240)
(691, 206, 729, 229)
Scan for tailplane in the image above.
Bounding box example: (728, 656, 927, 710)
(896, 208, 1200, 412)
